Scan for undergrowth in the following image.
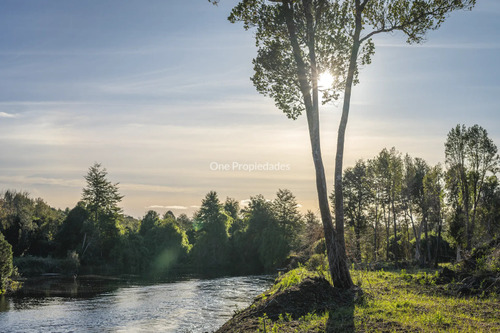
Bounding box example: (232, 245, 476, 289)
(244, 263, 500, 332)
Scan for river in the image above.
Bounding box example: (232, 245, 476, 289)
(0, 275, 274, 333)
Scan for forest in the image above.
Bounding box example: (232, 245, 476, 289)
(1, 123, 499, 294)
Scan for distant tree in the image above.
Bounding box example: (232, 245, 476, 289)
(273, 189, 304, 250)
(111, 231, 147, 274)
(224, 197, 240, 221)
(445, 124, 500, 251)
(55, 202, 89, 256)
(366, 158, 385, 261)
(80, 163, 123, 259)
(341, 160, 372, 261)
(164, 210, 176, 220)
(303, 210, 323, 247)
(82, 163, 123, 224)
(143, 214, 191, 276)
(0, 191, 38, 256)
(372, 148, 403, 261)
(30, 198, 65, 256)
(192, 191, 232, 267)
(0, 232, 13, 292)
(176, 213, 192, 232)
(476, 176, 500, 241)
(423, 164, 444, 267)
(235, 195, 275, 272)
(119, 215, 141, 233)
(140, 210, 161, 236)
(402, 155, 430, 264)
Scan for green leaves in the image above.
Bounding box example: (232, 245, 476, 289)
(0, 233, 13, 291)
(229, 0, 476, 119)
(230, 0, 352, 118)
(82, 163, 123, 218)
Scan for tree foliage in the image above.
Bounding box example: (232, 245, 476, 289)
(82, 163, 123, 220)
(0, 232, 13, 291)
(445, 124, 500, 251)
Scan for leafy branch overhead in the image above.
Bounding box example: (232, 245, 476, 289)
(227, 0, 475, 119)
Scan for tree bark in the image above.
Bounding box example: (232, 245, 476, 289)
(392, 198, 398, 264)
(434, 213, 442, 268)
(334, 0, 362, 270)
(373, 202, 378, 261)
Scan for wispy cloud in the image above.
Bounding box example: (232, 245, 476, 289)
(0, 175, 82, 188)
(120, 183, 194, 194)
(0, 112, 17, 118)
(147, 205, 188, 210)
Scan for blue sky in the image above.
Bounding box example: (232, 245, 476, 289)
(0, 0, 499, 218)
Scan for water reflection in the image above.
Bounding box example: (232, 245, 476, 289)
(0, 275, 273, 333)
(0, 295, 9, 312)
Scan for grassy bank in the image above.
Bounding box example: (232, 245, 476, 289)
(217, 266, 500, 332)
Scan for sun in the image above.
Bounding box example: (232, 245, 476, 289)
(318, 72, 334, 90)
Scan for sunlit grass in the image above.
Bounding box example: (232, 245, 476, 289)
(251, 267, 500, 332)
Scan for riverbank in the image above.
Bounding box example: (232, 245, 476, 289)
(216, 266, 500, 332)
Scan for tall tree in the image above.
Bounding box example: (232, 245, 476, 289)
(402, 155, 431, 264)
(445, 124, 500, 251)
(81, 163, 123, 259)
(273, 189, 304, 250)
(192, 191, 232, 267)
(82, 163, 123, 224)
(423, 164, 444, 267)
(372, 148, 403, 261)
(339, 160, 372, 261)
(227, 0, 358, 289)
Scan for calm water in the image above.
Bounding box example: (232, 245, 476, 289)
(0, 275, 273, 333)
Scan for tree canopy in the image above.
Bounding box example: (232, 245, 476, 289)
(82, 162, 123, 221)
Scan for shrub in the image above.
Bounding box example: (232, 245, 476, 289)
(0, 233, 13, 292)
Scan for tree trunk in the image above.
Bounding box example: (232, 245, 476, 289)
(283, 0, 353, 289)
(384, 204, 390, 260)
(392, 199, 398, 264)
(434, 214, 442, 268)
(409, 211, 422, 265)
(355, 225, 361, 262)
(423, 214, 430, 265)
(461, 168, 471, 251)
(334, 2, 362, 260)
(374, 204, 378, 261)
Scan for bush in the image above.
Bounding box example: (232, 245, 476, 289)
(0, 233, 13, 292)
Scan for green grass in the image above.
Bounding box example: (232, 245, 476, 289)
(252, 267, 500, 332)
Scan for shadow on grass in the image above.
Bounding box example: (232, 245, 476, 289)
(326, 287, 358, 333)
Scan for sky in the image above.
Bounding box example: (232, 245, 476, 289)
(0, 0, 499, 218)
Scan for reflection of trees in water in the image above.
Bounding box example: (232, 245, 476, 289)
(0, 295, 10, 312)
(13, 276, 122, 301)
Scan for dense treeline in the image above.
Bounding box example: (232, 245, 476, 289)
(0, 164, 316, 280)
(0, 188, 312, 279)
(0, 125, 499, 287)
(337, 124, 500, 266)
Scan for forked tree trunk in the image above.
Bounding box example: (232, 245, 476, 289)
(283, 0, 353, 289)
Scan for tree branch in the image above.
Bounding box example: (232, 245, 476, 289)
(359, 4, 460, 44)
